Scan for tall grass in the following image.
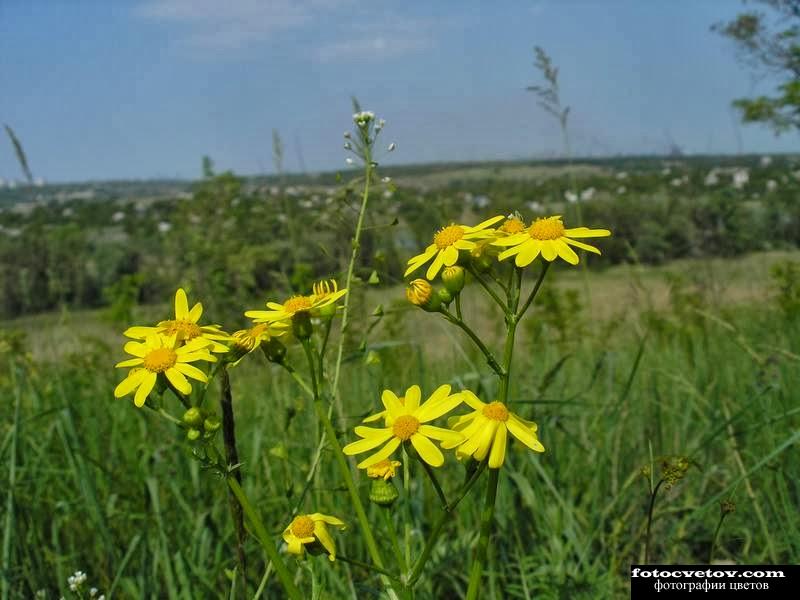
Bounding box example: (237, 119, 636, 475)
(1, 259, 798, 598)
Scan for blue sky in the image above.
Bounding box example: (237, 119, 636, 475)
(0, 0, 797, 183)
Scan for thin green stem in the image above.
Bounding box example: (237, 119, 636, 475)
(226, 478, 303, 600)
(465, 468, 500, 600)
(278, 362, 314, 398)
(708, 512, 729, 564)
(403, 444, 413, 572)
(336, 555, 402, 583)
(644, 479, 665, 564)
(417, 455, 448, 508)
(331, 147, 373, 424)
(407, 460, 487, 586)
(517, 261, 550, 320)
(380, 507, 407, 572)
(440, 308, 505, 377)
(467, 265, 508, 312)
(157, 408, 184, 427)
(455, 293, 463, 321)
(300, 339, 392, 590)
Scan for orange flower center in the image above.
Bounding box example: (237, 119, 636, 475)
(482, 401, 510, 422)
(392, 415, 420, 440)
(284, 296, 313, 314)
(143, 347, 177, 373)
(161, 319, 202, 340)
(433, 224, 464, 249)
(501, 217, 526, 234)
(528, 217, 565, 240)
(290, 515, 315, 538)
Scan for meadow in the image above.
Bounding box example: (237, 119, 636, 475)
(2, 143, 800, 599)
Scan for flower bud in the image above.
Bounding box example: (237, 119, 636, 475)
(441, 265, 465, 294)
(406, 279, 441, 312)
(369, 478, 399, 506)
(204, 416, 221, 433)
(187, 428, 201, 441)
(292, 311, 313, 339)
(182, 407, 204, 428)
(437, 287, 453, 305)
(315, 302, 338, 320)
(262, 337, 287, 364)
(720, 500, 736, 515)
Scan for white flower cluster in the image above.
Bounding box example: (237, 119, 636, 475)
(732, 169, 749, 189)
(67, 571, 87, 591)
(352, 111, 375, 125)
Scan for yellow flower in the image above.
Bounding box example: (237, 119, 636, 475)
(498, 214, 526, 235)
(366, 459, 402, 480)
(405, 216, 503, 280)
(492, 215, 611, 266)
(228, 322, 287, 365)
(124, 288, 230, 353)
(244, 280, 347, 325)
(442, 391, 544, 468)
(114, 334, 216, 407)
(282, 513, 346, 561)
(343, 384, 464, 468)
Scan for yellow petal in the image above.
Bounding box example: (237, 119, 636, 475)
(461, 390, 485, 411)
(165, 367, 191, 395)
(416, 391, 463, 423)
(554, 239, 579, 265)
(562, 227, 611, 238)
(123, 341, 148, 357)
(188, 302, 203, 323)
(174, 288, 189, 320)
(418, 424, 464, 444)
(488, 423, 508, 468)
(540, 240, 557, 262)
(310, 513, 346, 528)
(381, 389, 404, 417)
(343, 430, 393, 455)
(113, 369, 148, 398)
(313, 522, 337, 561)
(403, 385, 421, 413)
(515, 241, 541, 267)
(354, 425, 393, 440)
(564, 237, 602, 255)
(410, 433, 444, 467)
(356, 437, 401, 469)
(174, 362, 208, 382)
(506, 415, 545, 452)
(425, 250, 446, 280)
(133, 372, 157, 407)
(115, 358, 143, 368)
(442, 245, 459, 266)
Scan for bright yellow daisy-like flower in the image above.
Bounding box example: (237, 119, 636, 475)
(114, 334, 216, 407)
(492, 215, 611, 267)
(125, 288, 230, 353)
(498, 214, 527, 235)
(442, 391, 544, 468)
(282, 513, 346, 561)
(343, 384, 464, 468)
(405, 216, 504, 280)
(228, 321, 287, 365)
(244, 280, 347, 325)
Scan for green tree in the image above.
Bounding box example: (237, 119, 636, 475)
(713, 0, 800, 133)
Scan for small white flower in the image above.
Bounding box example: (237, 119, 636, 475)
(353, 111, 375, 124)
(344, 142, 351, 150)
(704, 170, 719, 186)
(381, 176, 391, 183)
(157, 221, 172, 233)
(617, 186, 626, 194)
(344, 131, 351, 139)
(387, 142, 396, 152)
(615, 171, 628, 179)
(766, 179, 777, 192)
(111, 210, 125, 223)
(732, 169, 749, 189)
(760, 155, 772, 167)
(90, 588, 99, 597)
(564, 191, 578, 203)
(580, 187, 595, 201)
(345, 157, 354, 165)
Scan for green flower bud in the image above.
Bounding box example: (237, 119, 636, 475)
(187, 428, 201, 441)
(437, 287, 453, 305)
(441, 265, 466, 294)
(369, 478, 399, 506)
(315, 302, 337, 320)
(261, 337, 287, 364)
(291, 311, 313, 340)
(204, 417, 221, 433)
(182, 407, 204, 428)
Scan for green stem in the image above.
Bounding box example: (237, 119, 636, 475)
(336, 555, 402, 583)
(644, 479, 664, 564)
(465, 468, 500, 600)
(219, 366, 247, 587)
(226, 478, 303, 600)
(708, 512, 729, 564)
(300, 340, 391, 587)
(380, 507, 407, 572)
(278, 362, 314, 398)
(403, 444, 413, 573)
(517, 262, 550, 320)
(440, 308, 505, 377)
(455, 294, 463, 321)
(417, 454, 448, 508)
(467, 265, 508, 312)
(330, 148, 373, 424)
(407, 460, 487, 586)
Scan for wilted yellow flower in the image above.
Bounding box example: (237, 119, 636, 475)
(245, 281, 347, 325)
(125, 288, 230, 353)
(343, 384, 464, 468)
(114, 334, 215, 406)
(492, 215, 610, 266)
(406, 279, 433, 305)
(282, 513, 346, 561)
(442, 391, 544, 468)
(366, 459, 402, 480)
(405, 216, 503, 280)
(228, 322, 287, 365)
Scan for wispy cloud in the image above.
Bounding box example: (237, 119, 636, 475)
(136, 0, 434, 60)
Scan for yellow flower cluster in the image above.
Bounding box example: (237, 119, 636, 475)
(405, 214, 611, 281)
(344, 384, 544, 470)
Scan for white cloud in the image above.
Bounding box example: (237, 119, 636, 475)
(136, 0, 434, 60)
